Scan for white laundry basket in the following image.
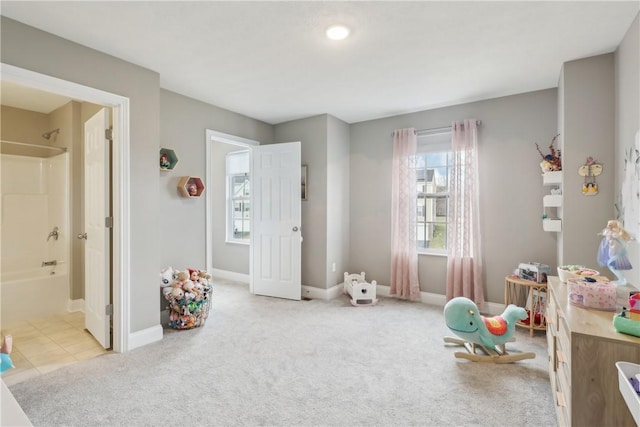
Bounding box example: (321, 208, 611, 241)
(616, 361, 640, 426)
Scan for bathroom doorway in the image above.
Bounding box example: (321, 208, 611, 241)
(1, 63, 131, 354)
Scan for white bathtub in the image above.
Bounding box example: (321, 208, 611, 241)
(1, 265, 70, 328)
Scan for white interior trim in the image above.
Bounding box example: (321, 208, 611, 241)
(127, 324, 163, 351)
(1, 63, 131, 353)
(204, 129, 259, 281)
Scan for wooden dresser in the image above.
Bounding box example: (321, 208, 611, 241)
(546, 276, 640, 426)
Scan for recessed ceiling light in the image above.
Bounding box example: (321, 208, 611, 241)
(326, 25, 350, 41)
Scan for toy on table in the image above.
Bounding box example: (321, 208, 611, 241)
(597, 219, 634, 286)
(613, 293, 640, 338)
(535, 134, 562, 172)
(1, 335, 14, 374)
(443, 297, 535, 363)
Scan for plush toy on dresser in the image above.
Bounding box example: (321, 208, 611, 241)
(613, 293, 640, 337)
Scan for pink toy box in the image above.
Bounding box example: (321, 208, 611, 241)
(567, 277, 616, 311)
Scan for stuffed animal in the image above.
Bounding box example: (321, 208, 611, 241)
(197, 270, 212, 285)
(160, 266, 175, 286)
(171, 287, 184, 300)
(173, 270, 190, 289)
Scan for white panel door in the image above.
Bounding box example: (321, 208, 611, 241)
(251, 142, 301, 300)
(83, 108, 111, 348)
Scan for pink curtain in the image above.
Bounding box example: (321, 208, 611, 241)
(390, 128, 421, 301)
(446, 120, 485, 308)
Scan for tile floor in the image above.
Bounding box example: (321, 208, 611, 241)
(1, 312, 109, 386)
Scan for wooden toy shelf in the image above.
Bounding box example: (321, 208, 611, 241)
(504, 275, 547, 336)
(178, 176, 205, 197)
(159, 148, 178, 171)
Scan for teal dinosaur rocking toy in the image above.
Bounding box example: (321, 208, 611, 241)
(443, 297, 535, 363)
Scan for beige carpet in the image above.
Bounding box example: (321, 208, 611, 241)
(7, 278, 556, 426)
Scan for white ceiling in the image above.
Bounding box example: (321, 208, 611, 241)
(1, 1, 638, 124)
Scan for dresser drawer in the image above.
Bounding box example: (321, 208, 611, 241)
(546, 276, 640, 426)
(546, 293, 558, 333)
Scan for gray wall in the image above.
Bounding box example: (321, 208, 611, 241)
(2, 16, 161, 332)
(274, 115, 328, 288)
(559, 54, 615, 268)
(326, 115, 351, 287)
(349, 89, 559, 304)
(159, 89, 273, 270)
(615, 13, 640, 286)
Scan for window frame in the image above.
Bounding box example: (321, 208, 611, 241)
(415, 129, 452, 256)
(225, 150, 251, 245)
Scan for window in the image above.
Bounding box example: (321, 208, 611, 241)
(415, 130, 452, 254)
(226, 150, 250, 243)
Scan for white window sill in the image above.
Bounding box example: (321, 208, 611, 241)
(418, 250, 447, 257)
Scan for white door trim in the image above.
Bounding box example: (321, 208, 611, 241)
(1, 63, 131, 353)
(204, 129, 259, 282)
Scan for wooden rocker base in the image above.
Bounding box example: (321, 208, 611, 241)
(443, 336, 535, 363)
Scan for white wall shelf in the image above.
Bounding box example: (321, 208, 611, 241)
(543, 218, 562, 232)
(543, 194, 562, 207)
(542, 171, 563, 232)
(542, 170, 562, 186)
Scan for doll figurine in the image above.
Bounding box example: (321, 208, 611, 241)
(160, 153, 170, 169)
(597, 220, 634, 285)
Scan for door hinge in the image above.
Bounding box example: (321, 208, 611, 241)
(105, 304, 113, 316)
(105, 128, 113, 141)
(105, 217, 113, 228)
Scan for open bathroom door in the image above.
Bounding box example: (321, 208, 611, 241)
(82, 108, 111, 349)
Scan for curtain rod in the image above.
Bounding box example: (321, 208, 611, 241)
(391, 120, 482, 137)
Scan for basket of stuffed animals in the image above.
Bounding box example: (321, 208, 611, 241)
(160, 267, 213, 330)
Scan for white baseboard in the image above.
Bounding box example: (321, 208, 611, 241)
(68, 299, 84, 312)
(374, 284, 504, 315)
(302, 284, 343, 301)
(303, 282, 505, 315)
(210, 268, 249, 283)
(128, 324, 163, 351)
(209, 269, 505, 315)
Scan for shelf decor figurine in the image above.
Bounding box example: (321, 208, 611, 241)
(597, 219, 634, 286)
(535, 133, 562, 172)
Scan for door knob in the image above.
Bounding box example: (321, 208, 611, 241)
(292, 226, 299, 232)
(77, 233, 87, 240)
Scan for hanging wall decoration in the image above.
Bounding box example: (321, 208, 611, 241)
(578, 156, 603, 196)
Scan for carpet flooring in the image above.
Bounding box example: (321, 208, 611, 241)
(7, 278, 556, 426)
